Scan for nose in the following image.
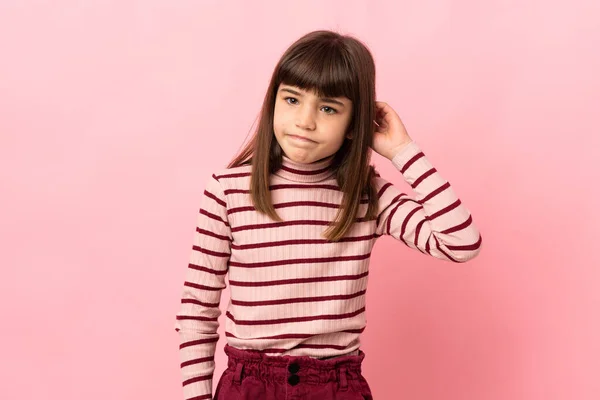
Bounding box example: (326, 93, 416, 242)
(295, 106, 316, 130)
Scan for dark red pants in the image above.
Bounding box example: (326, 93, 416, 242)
(214, 344, 373, 399)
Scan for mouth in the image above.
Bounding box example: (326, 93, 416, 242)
(288, 134, 316, 143)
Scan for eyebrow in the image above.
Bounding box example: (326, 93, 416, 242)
(280, 87, 346, 107)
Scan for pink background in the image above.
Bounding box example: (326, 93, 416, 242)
(1, 1, 599, 399)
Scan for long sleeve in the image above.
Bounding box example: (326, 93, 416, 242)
(375, 141, 482, 262)
(175, 173, 232, 400)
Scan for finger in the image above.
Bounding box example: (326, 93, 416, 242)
(376, 102, 397, 121)
(377, 105, 390, 117)
(375, 101, 389, 110)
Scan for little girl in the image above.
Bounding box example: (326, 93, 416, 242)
(175, 30, 482, 400)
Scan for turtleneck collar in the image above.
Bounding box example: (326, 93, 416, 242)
(273, 153, 336, 183)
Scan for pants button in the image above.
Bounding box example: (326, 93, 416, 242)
(288, 374, 300, 386)
(288, 363, 300, 374)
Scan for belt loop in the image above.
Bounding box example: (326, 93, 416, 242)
(339, 367, 348, 390)
(232, 362, 244, 385)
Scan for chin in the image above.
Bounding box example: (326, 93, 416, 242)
(285, 151, 312, 163)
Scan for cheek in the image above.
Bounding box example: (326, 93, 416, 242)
(272, 107, 280, 132)
(272, 106, 289, 134)
(329, 119, 350, 136)
(272, 115, 283, 136)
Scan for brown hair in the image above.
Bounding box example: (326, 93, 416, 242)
(228, 30, 379, 242)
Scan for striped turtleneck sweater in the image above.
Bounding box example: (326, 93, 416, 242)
(175, 141, 482, 399)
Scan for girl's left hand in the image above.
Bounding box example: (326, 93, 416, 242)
(372, 101, 413, 160)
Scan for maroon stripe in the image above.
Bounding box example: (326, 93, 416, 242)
(342, 328, 366, 334)
(280, 164, 331, 175)
(229, 273, 368, 287)
(224, 183, 341, 195)
(199, 209, 229, 227)
(231, 290, 366, 306)
(216, 171, 251, 179)
(191, 245, 229, 258)
(229, 253, 371, 268)
(231, 218, 372, 233)
(386, 199, 401, 236)
(226, 307, 365, 326)
(232, 219, 327, 232)
(224, 188, 249, 195)
(228, 200, 369, 215)
(184, 281, 226, 291)
(413, 217, 428, 249)
(419, 182, 450, 204)
(441, 215, 472, 234)
(386, 197, 419, 238)
(179, 336, 218, 349)
(429, 199, 461, 220)
(399, 206, 422, 245)
(196, 227, 231, 242)
(270, 183, 339, 190)
(400, 152, 424, 174)
(217, 167, 338, 181)
(188, 263, 228, 276)
(243, 347, 288, 354)
(226, 331, 313, 339)
(228, 201, 337, 215)
(225, 327, 365, 340)
(412, 168, 436, 188)
(176, 315, 218, 322)
(296, 343, 349, 350)
(447, 235, 482, 251)
(231, 234, 376, 250)
(182, 298, 220, 308)
(181, 356, 214, 368)
(384, 195, 421, 235)
(388, 194, 419, 209)
(183, 374, 211, 386)
(377, 182, 393, 197)
(434, 235, 459, 262)
(204, 189, 226, 208)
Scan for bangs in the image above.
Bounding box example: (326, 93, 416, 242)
(277, 43, 355, 100)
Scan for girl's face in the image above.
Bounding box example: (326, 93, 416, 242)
(273, 84, 353, 164)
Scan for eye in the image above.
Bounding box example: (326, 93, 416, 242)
(322, 106, 337, 114)
(284, 97, 298, 105)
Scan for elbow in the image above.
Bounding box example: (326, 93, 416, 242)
(454, 235, 483, 263)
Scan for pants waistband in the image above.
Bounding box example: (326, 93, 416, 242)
(223, 344, 365, 386)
